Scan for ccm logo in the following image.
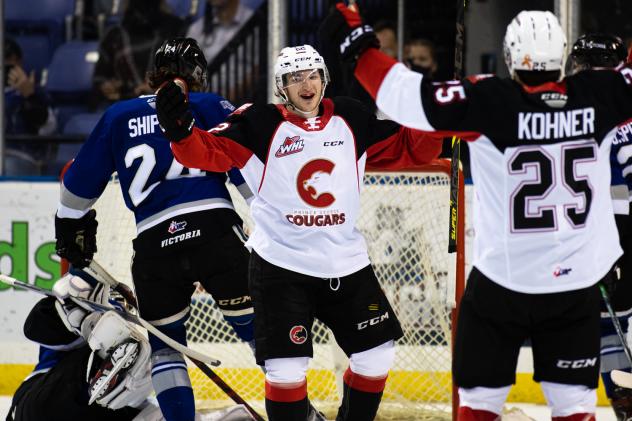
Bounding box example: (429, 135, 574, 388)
(357, 312, 389, 330)
(217, 296, 252, 306)
(556, 358, 597, 369)
(324, 140, 343, 146)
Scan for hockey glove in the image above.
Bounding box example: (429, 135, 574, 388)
(55, 209, 98, 269)
(156, 80, 195, 142)
(53, 268, 109, 336)
(319, 2, 379, 65)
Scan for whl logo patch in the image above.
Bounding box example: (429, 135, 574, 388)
(275, 136, 305, 158)
(168, 220, 187, 234)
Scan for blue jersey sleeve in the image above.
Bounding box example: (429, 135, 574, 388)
(62, 108, 116, 201)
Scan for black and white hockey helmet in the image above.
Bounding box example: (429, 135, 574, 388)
(153, 38, 208, 91)
(569, 33, 627, 72)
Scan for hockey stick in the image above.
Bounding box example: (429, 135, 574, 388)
(448, 0, 466, 254)
(84, 260, 138, 309)
(0, 273, 221, 367)
(599, 283, 632, 389)
(70, 264, 265, 421)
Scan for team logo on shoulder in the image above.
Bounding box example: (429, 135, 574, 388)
(296, 159, 335, 207)
(553, 266, 572, 277)
(275, 136, 305, 157)
(168, 220, 187, 234)
(289, 325, 308, 345)
(220, 100, 235, 112)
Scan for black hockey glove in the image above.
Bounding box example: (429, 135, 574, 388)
(55, 209, 98, 269)
(156, 80, 195, 142)
(319, 2, 379, 65)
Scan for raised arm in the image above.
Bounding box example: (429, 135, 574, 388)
(365, 115, 443, 169)
(156, 81, 253, 172)
(322, 3, 482, 137)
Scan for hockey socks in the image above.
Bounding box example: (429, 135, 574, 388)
(335, 368, 388, 421)
(551, 414, 595, 421)
(457, 407, 501, 421)
(265, 379, 309, 421)
(149, 318, 195, 421)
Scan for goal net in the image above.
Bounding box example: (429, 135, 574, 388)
(78, 159, 465, 420)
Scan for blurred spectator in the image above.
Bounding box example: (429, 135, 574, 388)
(405, 38, 438, 80)
(92, 0, 185, 106)
(186, 0, 254, 65)
(4, 38, 56, 135)
(374, 20, 398, 58)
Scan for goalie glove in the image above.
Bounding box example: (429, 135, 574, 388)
(55, 209, 98, 269)
(53, 268, 110, 336)
(156, 79, 195, 143)
(319, 2, 379, 65)
(86, 311, 152, 410)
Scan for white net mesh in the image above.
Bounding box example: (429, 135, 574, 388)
(89, 162, 463, 420)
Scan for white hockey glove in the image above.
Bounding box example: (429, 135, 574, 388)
(86, 311, 152, 410)
(53, 269, 110, 336)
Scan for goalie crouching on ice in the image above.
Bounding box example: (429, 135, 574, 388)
(7, 269, 159, 421)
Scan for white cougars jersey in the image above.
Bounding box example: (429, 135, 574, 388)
(169, 97, 442, 277)
(353, 48, 632, 293)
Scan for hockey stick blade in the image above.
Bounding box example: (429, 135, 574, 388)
(0, 274, 221, 367)
(611, 369, 632, 389)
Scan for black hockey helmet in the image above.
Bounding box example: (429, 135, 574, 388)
(569, 33, 627, 72)
(150, 38, 208, 91)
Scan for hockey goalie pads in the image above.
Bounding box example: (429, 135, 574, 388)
(86, 311, 152, 410)
(53, 269, 110, 335)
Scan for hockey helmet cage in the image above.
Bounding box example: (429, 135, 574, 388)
(569, 33, 627, 71)
(274, 45, 330, 104)
(154, 38, 208, 90)
(503, 11, 567, 77)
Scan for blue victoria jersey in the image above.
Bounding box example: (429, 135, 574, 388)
(61, 93, 245, 233)
(611, 120, 632, 215)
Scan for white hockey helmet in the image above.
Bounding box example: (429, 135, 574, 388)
(503, 11, 567, 78)
(274, 45, 330, 105)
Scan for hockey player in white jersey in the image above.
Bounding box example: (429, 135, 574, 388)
(569, 33, 632, 420)
(155, 44, 443, 420)
(322, 3, 632, 421)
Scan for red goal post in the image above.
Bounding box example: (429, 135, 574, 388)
(59, 158, 465, 420)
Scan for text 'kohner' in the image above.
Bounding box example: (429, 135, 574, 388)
(518, 108, 595, 140)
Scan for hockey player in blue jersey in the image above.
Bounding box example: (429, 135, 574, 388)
(53, 38, 254, 421)
(569, 33, 632, 421)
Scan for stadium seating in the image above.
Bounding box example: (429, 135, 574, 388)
(63, 112, 103, 136)
(45, 41, 99, 130)
(5, 0, 76, 74)
(3, 149, 42, 176)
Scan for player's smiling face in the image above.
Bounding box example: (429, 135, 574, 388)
(284, 69, 323, 116)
